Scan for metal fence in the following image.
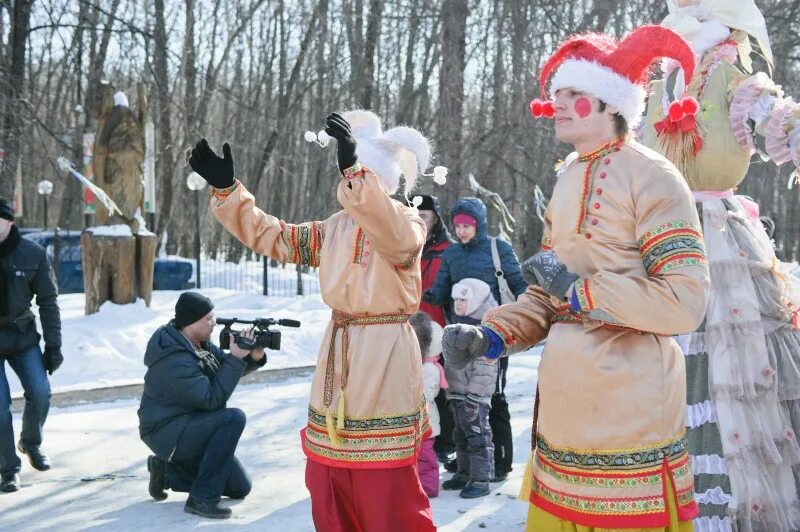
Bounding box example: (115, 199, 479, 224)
(21, 228, 321, 297)
(194, 253, 321, 296)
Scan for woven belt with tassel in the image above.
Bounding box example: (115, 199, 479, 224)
(323, 310, 411, 447)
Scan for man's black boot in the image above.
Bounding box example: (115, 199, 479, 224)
(0, 473, 20, 492)
(147, 455, 168, 500)
(17, 443, 51, 471)
(184, 497, 232, 519)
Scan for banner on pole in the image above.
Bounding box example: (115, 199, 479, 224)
(143, 117, 156, 214)
(14, 154, 23, 217)
(83, 133, 96, 214)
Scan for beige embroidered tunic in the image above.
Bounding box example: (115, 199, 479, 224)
(211, 165, 430, 468)
(483, 140, 710, 527)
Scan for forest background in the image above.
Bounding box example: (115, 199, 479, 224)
(1, 0, 799, 261)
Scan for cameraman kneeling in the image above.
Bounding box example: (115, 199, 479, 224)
(137, 292, 265, 519)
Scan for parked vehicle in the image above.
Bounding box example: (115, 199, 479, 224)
(21, 229, 194, 294)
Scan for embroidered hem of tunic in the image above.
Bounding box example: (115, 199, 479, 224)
(529, 433, 698, 528)
(301, 401, 431, 469)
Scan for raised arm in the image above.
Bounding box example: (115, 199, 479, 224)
(189, 138, 324, 266)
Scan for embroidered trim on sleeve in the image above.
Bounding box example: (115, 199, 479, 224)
(281, 222, 323, 267)
(638, 221, 707, 276)
(211, 180, 240, 206)
(572, 278, 596, 312)
(342, 162, 364, 180)
(483, 320, 518, 348)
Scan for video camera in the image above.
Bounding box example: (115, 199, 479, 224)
(216, 317, 301, 352)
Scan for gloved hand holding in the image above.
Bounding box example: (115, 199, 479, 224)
(324, 113, 358, 173)
(188, 138, 235, 189)
(421, 289, 435, 304)
(522, 250, 578, 300)
(442, 324, 490, 368)
(43, 346, 63, 375)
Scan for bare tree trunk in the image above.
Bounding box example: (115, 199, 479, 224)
(359, 0, 384, 108)
(179, 0, 197, 256)
(0, 0, 33, 200)
(153, 0, 175, 249)
(437, 0, 469, 205)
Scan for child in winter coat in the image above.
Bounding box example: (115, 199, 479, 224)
(441, 278, 498, 498)
(410, 312, 446, 498)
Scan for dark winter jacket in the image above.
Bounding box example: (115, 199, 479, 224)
(0, 225, 61, 356)
(419, 196, 452, 327)
(137, 322, 265, 459)
(429, 198, 527, 308)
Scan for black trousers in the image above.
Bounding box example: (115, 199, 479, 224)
(434, 388, 456, 455)
(165, 408, 251, 503)
(490, 357, 513, 475)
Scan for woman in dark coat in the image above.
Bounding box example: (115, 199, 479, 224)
(423, 197, 527, 481)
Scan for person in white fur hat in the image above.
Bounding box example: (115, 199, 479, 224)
(189, 111, 443, 531)
(639, 2, 800, 531)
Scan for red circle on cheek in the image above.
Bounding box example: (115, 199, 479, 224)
(574, 98, 592, 118)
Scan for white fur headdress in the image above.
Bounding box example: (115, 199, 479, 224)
(305, 110, 447, 196)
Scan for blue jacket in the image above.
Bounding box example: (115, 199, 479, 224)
(429, 197, 527, 309)
(137, 323, 264, 459)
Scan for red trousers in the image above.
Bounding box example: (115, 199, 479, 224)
(305, 459, 436, 532)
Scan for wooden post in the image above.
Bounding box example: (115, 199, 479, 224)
(81, 231, 137, 315)
(136, 233, 157, 306)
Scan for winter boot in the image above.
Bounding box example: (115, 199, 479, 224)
(459, 480, 491, 498)
(442, 473, 469, 491)
(147, 455, 168, 500)
(0, 473, 20, 492)
(443, 458, 458, 473)
(492, 470, 509, 482)
(184, 497, 232, 519)
(17, 442, 50, 471)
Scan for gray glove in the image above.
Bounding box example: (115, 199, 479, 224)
(522, 250, 578, 300)
(442, 324, 489, 368)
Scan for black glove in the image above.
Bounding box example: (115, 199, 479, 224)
(323, 113, 358, 172)
(188, 138, 235, 188)
(421, 289, 435, 304)
(442, 324, 490, 368)
(43, 346, 63, 375)
(522, 250, 578, 300)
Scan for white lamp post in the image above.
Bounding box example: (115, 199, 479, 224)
(186, 172, 206, 288)
(37, 179, 54, 229)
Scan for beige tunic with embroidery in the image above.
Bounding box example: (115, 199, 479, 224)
(211, 165, 430, 469)
(483, 141, 710, 527)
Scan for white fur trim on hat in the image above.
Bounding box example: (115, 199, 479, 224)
(428, 321, 444, 358)
(549, 59, 647, 127)
(340, 110, 432, 195)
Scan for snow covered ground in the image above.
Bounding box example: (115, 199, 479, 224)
(9, 288, 330, 397)
(1, 351, 541, 531)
